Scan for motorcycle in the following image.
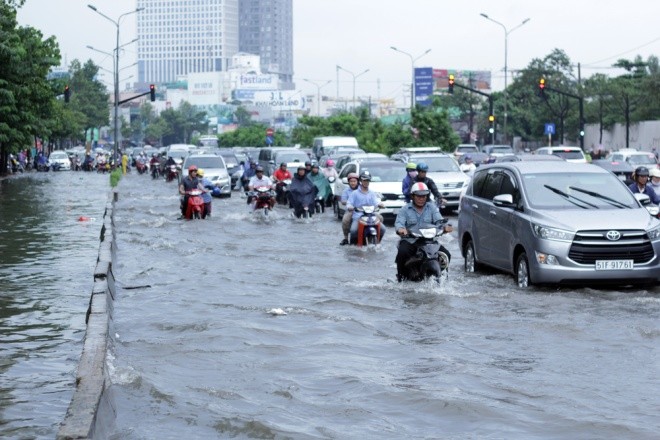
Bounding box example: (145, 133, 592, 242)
(184, 189, 206, 220)
(150, 162, 161, 179)
(398, 220, 451, 283)
(250, 186, 274, 216)
(136, 160, 148, 175)
(314, 195, 326, 214)
(275, 179, 291, 205)
(352, 206, 382, 247)
(166, 165, 179, 182)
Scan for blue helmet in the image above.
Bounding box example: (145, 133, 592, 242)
(416, 162, 429, 172)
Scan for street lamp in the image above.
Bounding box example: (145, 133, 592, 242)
(303, 79, 331, 117)
(337, 66, 369, 112)
(480, 13, 530, 144)
(390, 46, 431, 110)
(88, 4, 143, 160)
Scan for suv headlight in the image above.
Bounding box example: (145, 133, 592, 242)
(648, 223, 660, 241)
(532, 223, 574, 242)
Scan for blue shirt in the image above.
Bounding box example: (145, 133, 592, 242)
(340, 186, 357, 204)
(347, 188, 380, 220)
(628, 182, 660, 204)
(200, 177, 213, 203)
(395, 201, 444, 231)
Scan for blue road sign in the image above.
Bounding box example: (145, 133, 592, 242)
(544, 123, 556, 135)
(265, 135, 274, 145)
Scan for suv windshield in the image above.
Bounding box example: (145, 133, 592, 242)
(627, 154, 657, 166)
(184, 156, 225, 169)
(552, 150, 585, 161)
(413, 156, 460, 172)
(275, 152, 308, 164)
(522, 172, 637, 210)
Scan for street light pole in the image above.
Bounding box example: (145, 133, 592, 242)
(337, 66, 369, 112)
(88, 4, 143, 161)
(303, 79, 332, 117)
(480, 13, 530, 144)
(390, 46, 431, 110)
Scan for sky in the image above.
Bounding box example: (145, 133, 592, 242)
(16, 0, 660, 107)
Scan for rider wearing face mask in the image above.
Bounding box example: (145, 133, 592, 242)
(649, 167, 660, 199)
(401, 162, 418, 202)
(629, 166, 660, 204)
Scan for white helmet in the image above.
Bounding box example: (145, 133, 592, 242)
(410, 182, 430, 196)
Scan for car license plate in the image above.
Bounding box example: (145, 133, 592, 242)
(595, 260, 633, 270)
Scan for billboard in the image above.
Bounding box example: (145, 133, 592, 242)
(433, 69, 492, 91)
(414, 67, 434, 107)
(252, 91, 307, 111)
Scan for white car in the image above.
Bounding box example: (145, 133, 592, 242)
(608, 150, 658, 169)
(48, 151, 71, 171)
(181, 154, 231, 197)
(405, 153, 470, 210)
(535, 146, 587, 163)
(334, 160, 406, 222)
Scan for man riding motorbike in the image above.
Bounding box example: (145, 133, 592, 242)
(289, 165, 318, 218)
(346, 171, 386, 244)
(178, 165, 207, 219)
(248, 165, 275, 210)
(241, 161, 257, 191)
(394, 182, 453, 282)
(404, 162, 447, 207)
(339, 172, 360, 245)
(628, 166, 660, 204)
(272, 162, 293, 204)
(308, 162, 333, 207)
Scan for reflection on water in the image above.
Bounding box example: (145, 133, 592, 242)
(0, 172, 109, 439)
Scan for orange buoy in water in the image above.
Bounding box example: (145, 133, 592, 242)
(78, 216, 93, 222)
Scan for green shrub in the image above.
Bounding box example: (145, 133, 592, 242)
(110, 168, 122, 187)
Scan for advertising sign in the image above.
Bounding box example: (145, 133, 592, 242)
(252, 91, 306, 111)
(237, 73, 278, 90)
(433, 69, 492, 91)
(414, 67, 434, 107)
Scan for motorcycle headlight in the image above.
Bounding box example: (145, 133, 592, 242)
(419, 228, 437, 239)
(532, 223, 574, 242)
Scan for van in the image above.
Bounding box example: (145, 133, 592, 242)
(312, 136, 359, 160)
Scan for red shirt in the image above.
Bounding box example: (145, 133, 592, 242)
(273, 168, 292, 181)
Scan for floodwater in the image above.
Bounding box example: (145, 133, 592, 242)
(0, 171, 109, 439)
(107, 172, 660, 439)
(1, 170, 658, 439)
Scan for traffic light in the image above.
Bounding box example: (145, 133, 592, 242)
(488, 114, 495, 134)
(448, 74, 455, 94)
(539, 78, 546, 98)
(149, 84, 156, 102)
(64, 85, 70, 103)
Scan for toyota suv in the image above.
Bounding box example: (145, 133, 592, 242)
(458, 161, 660, 288)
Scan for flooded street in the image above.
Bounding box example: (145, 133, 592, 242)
(109, 172, 659, 439)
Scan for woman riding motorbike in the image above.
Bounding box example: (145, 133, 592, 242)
(289, 165, 318, 218)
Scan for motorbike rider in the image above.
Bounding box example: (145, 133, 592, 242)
(628, 166, 660, 204)
(308, 162, 333, 207)
(347, 171, 386, 243)
(321, 159, 339, 180)
(339, 172, 360, 245)
(289, 165, 318, 218)
(248, 165, 275, 209)
(272, 162, 292, 204)
(241, 161, 257, 190)
(196, 168, 213, 218)
(304, 160, 313, 175)
(394, 182, 453, 282)
(178, 165, 207, 218)
(149, 153, 161, 176)
(459, 155, 477, 177)
(401, 162, 418, 199)
(650, 167, 660, 199)
(404, 162, 447, 207)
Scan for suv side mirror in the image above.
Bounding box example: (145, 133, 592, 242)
(493, 193, 514, 207)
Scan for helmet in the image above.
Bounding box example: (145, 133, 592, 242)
(416, 162, 429, 172)
(406, 162, 417, 170)
(280, 162, 287, 167)
(255, 165, 264, 172)
(635, 166, 650, 177)
(304, 161, 312, 167)
(359, 171, 371, 181)
(326, 159, 335, 167)
(347, 172, 359, 181)
(197, 168, 205, 177)
(650, 167, 660, 178)
(297, 164, 306, 171)
(464, 154, 473, 161)
(410, 182, 430, 196)
(188, 165, 198, 173)
(311, 160, 319, 168)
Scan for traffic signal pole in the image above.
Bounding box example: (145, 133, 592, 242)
(117, 85, 156, 106)
(450, 82, 495, 144)
(538, 79, 585, 149)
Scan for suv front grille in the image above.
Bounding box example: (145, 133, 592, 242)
(437, 182, 464, 190)
(568, 229, 655, 264)
(381, 193, 404, 201)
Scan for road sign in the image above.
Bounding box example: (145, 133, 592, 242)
(266, 127, 274, 136)
(265, 135, 274, 145)
(544, 123, 555, 135)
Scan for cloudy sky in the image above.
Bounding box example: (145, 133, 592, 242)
(16, 0, 660, 106)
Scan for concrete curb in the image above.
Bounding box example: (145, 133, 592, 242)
(57, 189, 118, 440)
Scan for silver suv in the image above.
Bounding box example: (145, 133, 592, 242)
(406, 153, 470, 210)
(458, 161, 660, 288)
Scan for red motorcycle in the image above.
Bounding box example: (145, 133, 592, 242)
(184, 189, 206, 220)
(251, 187, 274, 216)
(166, 165, 179, 182)
(135, 160, 147, 175)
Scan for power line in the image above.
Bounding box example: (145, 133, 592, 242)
(584, 36, 660, 66)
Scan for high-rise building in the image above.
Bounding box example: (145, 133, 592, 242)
(136, 0, 293, 90)
(238, 0, 293, 89)
(136, 0, 239, 85)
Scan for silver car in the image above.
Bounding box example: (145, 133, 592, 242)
(458, 161, 660, 288)
(181, 154, 231, 197)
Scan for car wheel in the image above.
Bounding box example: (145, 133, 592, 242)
(464, 239, 479, 273)
(515, 252, 531, 288)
